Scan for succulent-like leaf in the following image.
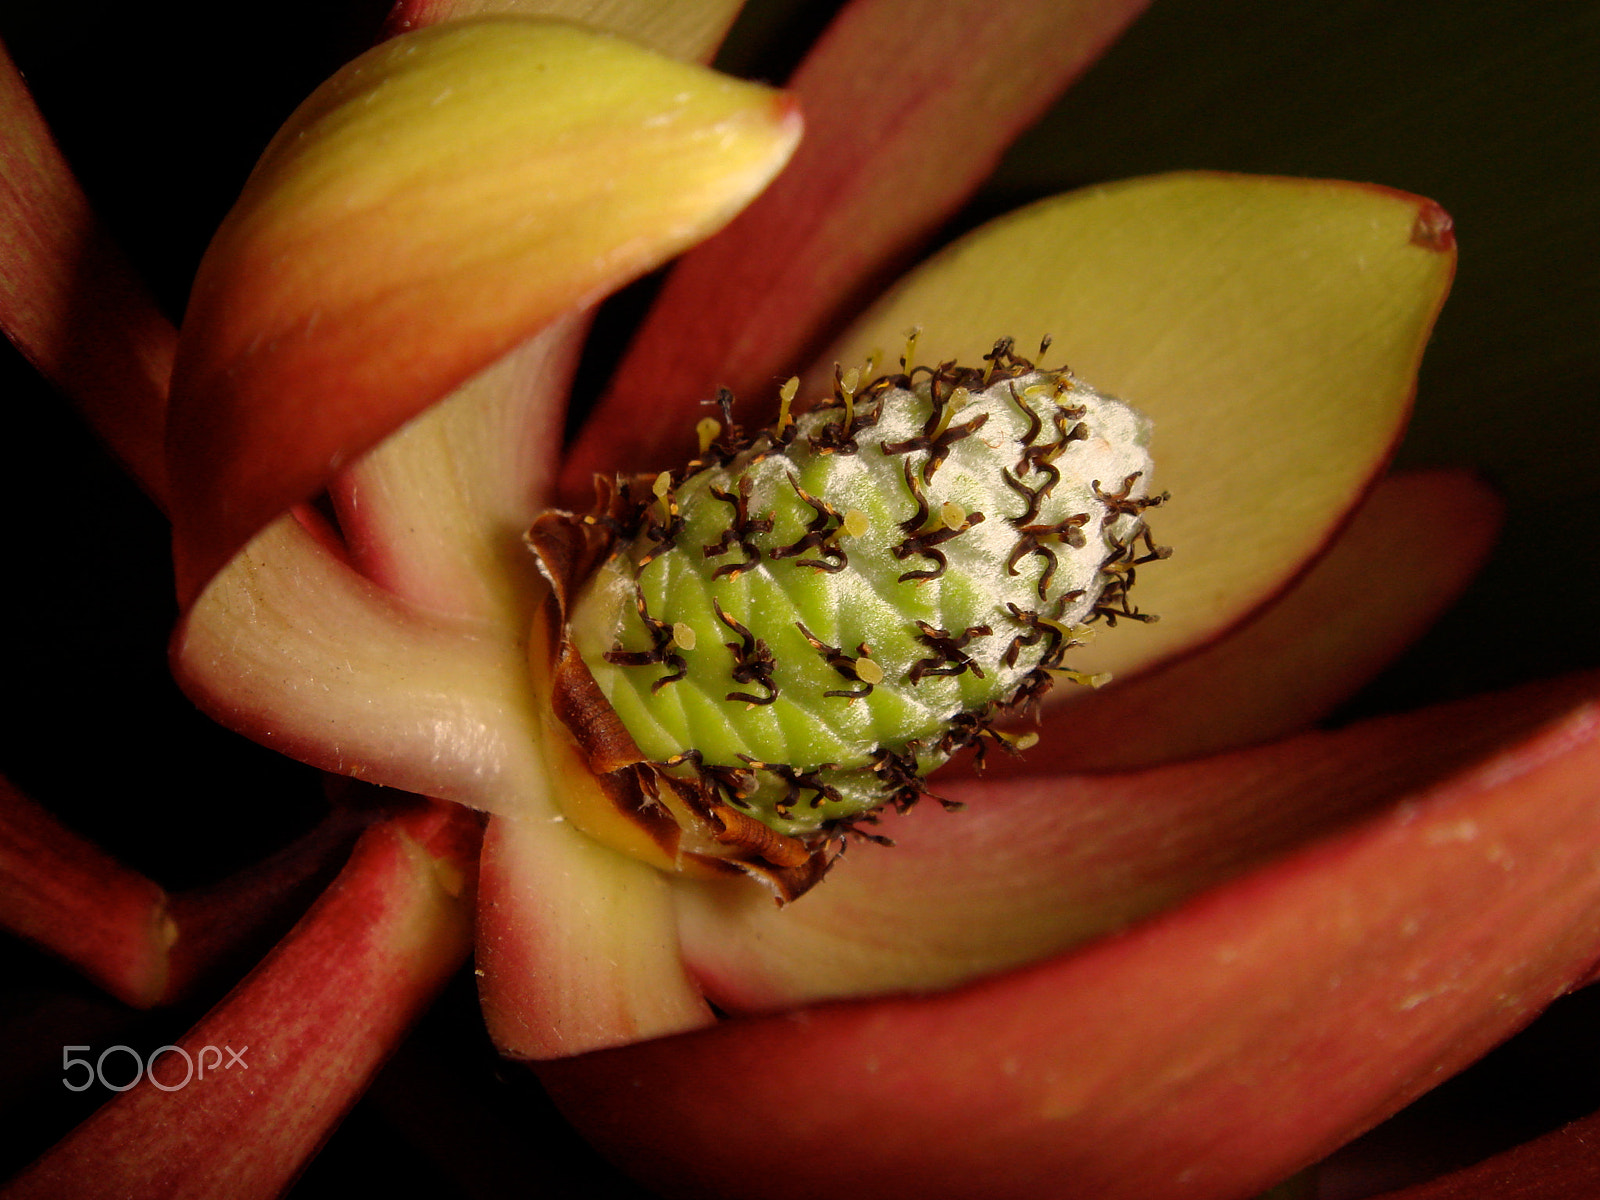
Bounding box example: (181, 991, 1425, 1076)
(331, 316, 585, 627)
(677, 670, 1600, 1008)
(0, 776, 173, 1008)
(542, 683, 1600, 1200)
(167, 17, 800, 601)
(171, 513, 548, 815)
(7, 802, 478, 1200)
(477, 804, 715, 1059)
(818, 173, 1457, 679)
(0, 41, 173, 506)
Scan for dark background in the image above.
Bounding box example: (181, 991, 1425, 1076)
(1, 1, 1596, 1195)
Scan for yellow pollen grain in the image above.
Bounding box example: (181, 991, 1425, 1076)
(650, 470, 675, 522)
(928, 385, 970, 442)
(1049, 667, 1112, 689)
(1039, 617, 1087, 641)
(695, 418, 721, 456)
(842, 509, 870, 538)
(854, 657, 885, 685)
(901, 326, 921, 370)
(778, 376, 799, 428)
(839, 365, 860, 426)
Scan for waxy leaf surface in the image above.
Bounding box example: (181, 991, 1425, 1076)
(545, 689, 1600, 1200)
(821, 173, 1456, 679)
(167, 17, 799, 600)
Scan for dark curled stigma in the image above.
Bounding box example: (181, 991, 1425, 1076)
(970, 720, 1035, 774)
(703, 474, 771, 580)
(763, 413, 799, 452)
(856, 372, 896, 414)
(938, 709, 1000, 773)
(1017, 454, 1060, 506)
(715, 600, 779, 706)
(894, 516, 985, 583)
(661, 749, 758, 810)
(867, 744, 956, 815)
(806, 417, 858, 456)
(1017, 406, 1086, 479)
(795, 621, 876, 698)
(673, 391, 755, 494)
(835, 816, 896, 848)
(1095, 472, 1169, 518)
(981, 337, 1047, 388)
(896, 456, 931, 533)
(1093, 582, 1157, 626)
(737, 755, 842, 816)
(1092, 526, 1168, 625)
(1009, 666, 1056, 719)
(805, 363, 880, 455)
(880, 370, 989, 483)
(769, 474, 847, 573)
(1001, 599, 1073, 668)
(1002, 468, 1046, 526)
(1001, 601, 1045, 667)
(921, 409, 988, 483)
(890, 459, 984, 583)
(1005, 380, 1043, 449)
(603, 585, 687, 691)
(933, 703, 1043, 777)
(1007, 513, 1091, 600)
(909, 621, 992, 684)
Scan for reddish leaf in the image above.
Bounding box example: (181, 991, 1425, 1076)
(677, 670, 1600, 1009)
(162, 801, 373, 1001)
(4, 800, 479, 1200)
(542, 683, 1600, 1200)
(0, 776, 172, 1009)
(0, 41, 173, 508)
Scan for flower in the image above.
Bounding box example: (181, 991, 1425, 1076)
(2, 2, 1597, 1198)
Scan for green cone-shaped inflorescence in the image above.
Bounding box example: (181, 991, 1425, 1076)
(538, 341, 1164, 889)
